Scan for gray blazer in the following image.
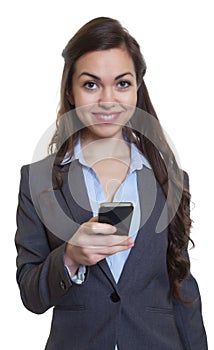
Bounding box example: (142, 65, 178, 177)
(15, 156, 208, 350)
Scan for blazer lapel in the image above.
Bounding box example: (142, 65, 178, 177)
(118, 166, 168, 288)
(34, 159, 93, 242)
(60, 160, 93, 224)
(97, 259, 118, 288)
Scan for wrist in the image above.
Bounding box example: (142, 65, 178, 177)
(64, 246, 80, 277)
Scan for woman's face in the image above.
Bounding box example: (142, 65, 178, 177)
(70, 48, 138, 142)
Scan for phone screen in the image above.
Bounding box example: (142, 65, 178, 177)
(98, 202, 134, 235)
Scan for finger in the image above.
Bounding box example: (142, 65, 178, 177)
(88, 234, 133, 247)
(83, 222, 117, 235)
(72, 234, 134, 249)
(72, 239, 134, 265)
(70, 225, 118, 247)
(100, 236, 134, 248)
(93, 239, 134, 256)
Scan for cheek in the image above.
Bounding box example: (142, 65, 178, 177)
(74, 105, 93, 127)
(120, 89, 138, 106)
(72, 90, 97, 108)
(132, 94, 138, 106)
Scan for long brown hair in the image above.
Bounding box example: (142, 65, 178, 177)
(49, 17, 192, 302)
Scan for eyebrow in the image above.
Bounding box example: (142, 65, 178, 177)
(78, 72, 134, 80)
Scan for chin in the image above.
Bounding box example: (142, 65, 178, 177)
(88, 124, 123, 139)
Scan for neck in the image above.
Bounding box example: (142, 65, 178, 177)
(80, 132, 130, 166)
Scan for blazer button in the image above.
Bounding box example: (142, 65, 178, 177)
(110, 292, 120, 303)
(60, 280, 67, 290)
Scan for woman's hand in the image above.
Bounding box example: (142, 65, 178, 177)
(64, 217, 134, 276)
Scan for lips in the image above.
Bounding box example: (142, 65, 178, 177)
(92, 112, 122, 123)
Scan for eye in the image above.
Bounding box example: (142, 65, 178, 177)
(117, 80, 131, 89)
(83, 81, 97, 90)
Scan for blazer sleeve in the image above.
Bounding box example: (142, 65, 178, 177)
(15, 165, 73, 314)
(173, 171, 208, 350)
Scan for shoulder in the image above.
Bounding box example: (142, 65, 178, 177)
(19, 155, 77, 194)
(19, 155, 60, 195)
(20, 154, 56, 175)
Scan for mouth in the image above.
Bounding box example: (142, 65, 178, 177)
(92, 112, 122, 123)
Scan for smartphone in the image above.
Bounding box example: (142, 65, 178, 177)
(98, 202, 134, 235)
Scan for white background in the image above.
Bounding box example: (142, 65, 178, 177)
(0, 0, 213, 348)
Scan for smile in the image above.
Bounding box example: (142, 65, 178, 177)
(92, 112, 122, 123)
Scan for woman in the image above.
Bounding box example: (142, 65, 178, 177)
(15, 17, 208, 349)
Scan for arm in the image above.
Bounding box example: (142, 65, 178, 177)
(173, 274, 208, 350)
(15, 165, 74, 314)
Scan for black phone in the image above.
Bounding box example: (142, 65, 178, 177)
(98, 202, 134, 235)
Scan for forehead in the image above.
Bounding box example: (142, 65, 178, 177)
(74, 48, 136, 76)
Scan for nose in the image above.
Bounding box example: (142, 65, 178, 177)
(98, 87, 117, 109)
